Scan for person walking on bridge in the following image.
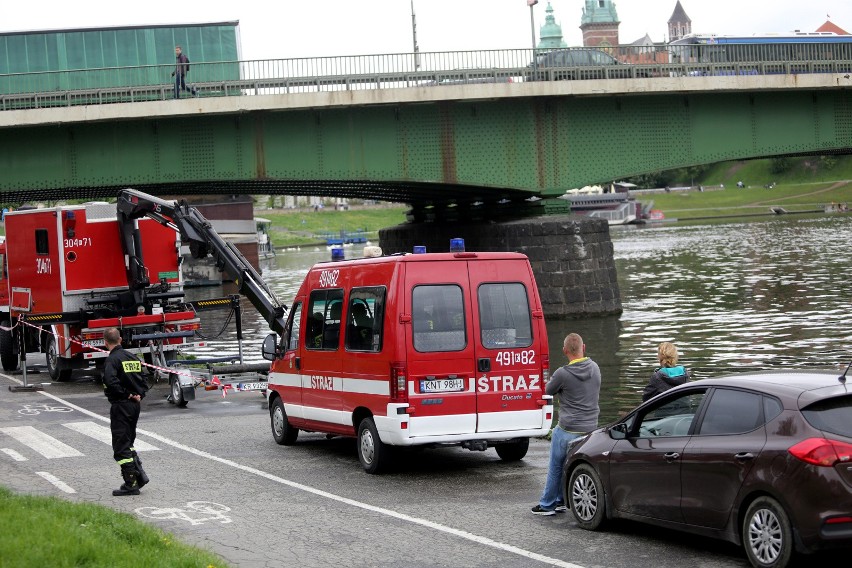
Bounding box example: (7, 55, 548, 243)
(102, 327, 150, 496)
(172, 45, 197, 98)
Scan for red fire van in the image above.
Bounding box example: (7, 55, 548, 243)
(262, 243, 553, 473)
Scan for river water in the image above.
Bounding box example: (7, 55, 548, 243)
(185, 214, 852, 424)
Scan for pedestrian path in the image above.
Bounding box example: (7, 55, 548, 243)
(0, 421, 160, 461)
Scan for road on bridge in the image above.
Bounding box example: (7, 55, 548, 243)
(0, 371, 839, 568)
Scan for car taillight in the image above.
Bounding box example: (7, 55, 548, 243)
(81, 331, 103, 340)
(178, 323, 200, 331)
(788, 438, 852, 467)
(390, 362, 408, 403)
(541, 354, 550, 386)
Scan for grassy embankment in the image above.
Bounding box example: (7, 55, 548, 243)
(640, 156, 852, 220)
(259, 205, 408, 248)
(0, 486, 228, 568)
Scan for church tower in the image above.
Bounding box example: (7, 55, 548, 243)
(668, 1, 692, 42)
(580, 0, 620, 47)
(538, 2, 568, 49)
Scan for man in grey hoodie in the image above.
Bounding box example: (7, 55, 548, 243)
(531, 333, 601, 515)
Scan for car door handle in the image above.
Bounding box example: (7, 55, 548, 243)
(294, 357, 300, 370)
(735, 452, 754, 461)
(477, 358, 491, 372)
(664, 452, 680, 461)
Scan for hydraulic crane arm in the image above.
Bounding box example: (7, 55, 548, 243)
(116, 189, 287, 335)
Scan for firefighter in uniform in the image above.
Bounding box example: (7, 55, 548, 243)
(102, 327, 150, 496)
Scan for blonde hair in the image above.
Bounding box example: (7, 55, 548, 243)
(658, 342, 678, 367)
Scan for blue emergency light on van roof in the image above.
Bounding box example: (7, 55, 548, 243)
(413, 245, 426, 254)
(331, 247, 345, 261)
(450, 238, 465, 253)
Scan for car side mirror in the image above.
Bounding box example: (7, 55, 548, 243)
(609, 423, 628, 440)
(261, 333, 279, 361)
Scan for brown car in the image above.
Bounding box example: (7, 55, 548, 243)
(561, 370, 852, 568)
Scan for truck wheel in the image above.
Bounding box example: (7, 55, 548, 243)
(0, 320, 19, 371)
(357, 417, 389, 474)
(170, 375, 188, 408)
(270, 397, 298, 445)
(46, 335, 72, 381)
(494, 438, 530, 461)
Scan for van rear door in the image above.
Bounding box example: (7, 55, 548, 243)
(405, 261, 477, 437)
(468, 259, 546, 432)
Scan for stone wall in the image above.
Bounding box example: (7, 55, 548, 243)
(378, 215, 621, 319)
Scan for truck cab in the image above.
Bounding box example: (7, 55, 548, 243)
(263, 241, 553, 473)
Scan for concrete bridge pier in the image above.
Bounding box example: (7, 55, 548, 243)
(379, 216, 622, 319)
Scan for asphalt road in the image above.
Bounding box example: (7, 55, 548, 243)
(0, 368, 841, 568)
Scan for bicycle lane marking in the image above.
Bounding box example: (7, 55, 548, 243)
(3, 374, 586, 568)
(35, 471, 76, 494)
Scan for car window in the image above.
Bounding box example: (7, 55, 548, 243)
(698, 389, 763, 435)
(306, 289, 344, 350)
(801, 395, 852, 438)
(412, 284, 466, 352)
(763, 396, 783, 422)
(345, 286, 385, 352)
(636, 390, 707, 438)
(284, 302, 302, 352)
(477, 283, 532, 349)
(589, 50, 614, 65)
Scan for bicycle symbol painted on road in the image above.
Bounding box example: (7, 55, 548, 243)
(135, 501, 233, 526)
(18, 403, 73, 416)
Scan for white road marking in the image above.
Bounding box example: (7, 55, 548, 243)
(0, 426, 84, 459)
(3, 375, 585, 568)
(63, 421, 160, 451)
(35, 471, 76, 494)
(1, 448, 27, 461)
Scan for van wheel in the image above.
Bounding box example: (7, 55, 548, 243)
(0, 321, 18, 371)
(357, 417, 389, 474)
(569, 464, 607, 530)
(270, 397, 298, 445)
(46, 335, 72, 381)
(494, 438, 530, 461)
(742, 496, 793, 568)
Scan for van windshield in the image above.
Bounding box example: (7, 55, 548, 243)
(477, 283, 533, 349)
(412, 285, 466, 352)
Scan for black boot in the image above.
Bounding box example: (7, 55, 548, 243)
(133, 453, 149, 488)
(113, 463, 140, 496)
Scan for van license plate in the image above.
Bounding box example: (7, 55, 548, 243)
(82, 339, 105, 347)
(237, 382, 267, 391)
(420, 378, 465, 393)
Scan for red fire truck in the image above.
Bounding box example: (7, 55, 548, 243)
(0, 192, 286, 390)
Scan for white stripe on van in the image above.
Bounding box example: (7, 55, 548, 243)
(269, 372, 389, 396)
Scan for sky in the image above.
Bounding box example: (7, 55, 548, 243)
(3, 1, 852, 60)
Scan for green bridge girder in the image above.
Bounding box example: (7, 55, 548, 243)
(1, 89, 851, 209)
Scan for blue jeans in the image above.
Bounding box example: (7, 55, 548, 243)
(174, 74, 194, 98)
(538, 426, 579, 510)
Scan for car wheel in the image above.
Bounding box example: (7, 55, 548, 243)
(0, 320, 18, 371)
(169, 374, 188, 408)
(46, 335, 72, 381)
(494, 438, 529, 461)
(357, 417, 389, 474)
(742, 496, 793, 568)
(569, 463, 607, 530)
(270, 397, 298, 445)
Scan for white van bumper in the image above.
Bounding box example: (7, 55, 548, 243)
(376, 402, 554, 446)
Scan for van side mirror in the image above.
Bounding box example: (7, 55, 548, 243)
(261, 333, 279, 361)
(609, 423, 628, 440)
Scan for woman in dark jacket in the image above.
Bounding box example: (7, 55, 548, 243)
(642, 342, 690, 402)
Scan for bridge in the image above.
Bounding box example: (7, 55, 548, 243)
(2, 47, 852, 217)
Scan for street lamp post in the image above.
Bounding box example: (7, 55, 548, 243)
(528, 0, 539, 77)
(411, 0, 421, 70)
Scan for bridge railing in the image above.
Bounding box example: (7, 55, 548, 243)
(2, 44, 851, 111)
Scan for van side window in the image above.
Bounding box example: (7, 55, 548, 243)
(306, 289, 344, 350)
(477, 283, 533, 349)
(284, 302, 302, 352)
(412, 285, 466, 352)
(35, 229, 49, 255)
(345, 287, 385, 352)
